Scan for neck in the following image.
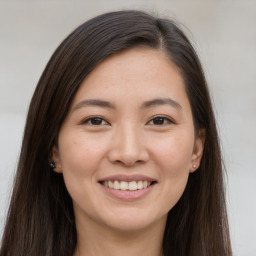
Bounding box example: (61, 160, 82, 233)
(73, 216, 166, 256)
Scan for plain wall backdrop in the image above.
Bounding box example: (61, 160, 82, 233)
(0, 1, 255, 255)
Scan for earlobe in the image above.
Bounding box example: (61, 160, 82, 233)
(190, 129, 205, 173)
(51, 146, 62, 173)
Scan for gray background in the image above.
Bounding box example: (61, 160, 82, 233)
(0, 1, 255, 255)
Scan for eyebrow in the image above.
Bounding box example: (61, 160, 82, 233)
(72, 99, 116, 111)
(72, 97, 182, 112)
(141, 98, 182, 110)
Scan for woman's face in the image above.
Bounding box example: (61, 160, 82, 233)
(52, 48, 204, 232)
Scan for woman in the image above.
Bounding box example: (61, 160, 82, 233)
(0, 10, 232, 256)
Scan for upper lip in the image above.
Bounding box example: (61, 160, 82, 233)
(98, 174, 157, 182)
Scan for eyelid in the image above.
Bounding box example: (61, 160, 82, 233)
(147, 115, 176, 125)
(80, 115, 175, 126)
(80, 116, 110, 126)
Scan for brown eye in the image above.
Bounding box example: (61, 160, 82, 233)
(90, 117, 103, 125)
(153, 117, 165, 125)
(148, 116, 173, 125)
(82, 117, 108, 126)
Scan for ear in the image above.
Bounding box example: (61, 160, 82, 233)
(190, 129, 205, 173)
(51, 145, 62, 173)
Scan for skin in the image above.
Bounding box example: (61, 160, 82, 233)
(52, 47, 205, 256)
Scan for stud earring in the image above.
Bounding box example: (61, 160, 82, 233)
(193, 164, 197, 169)
(50, 161, 56, 170)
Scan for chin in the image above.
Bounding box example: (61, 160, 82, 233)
(101, 209, 167, 233)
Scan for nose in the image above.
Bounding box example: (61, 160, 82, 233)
(107, 123, 149, 167)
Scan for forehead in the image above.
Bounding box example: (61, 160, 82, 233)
(71, 47, 190, 109)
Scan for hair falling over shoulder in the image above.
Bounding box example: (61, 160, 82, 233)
(0, 10, 232, 256)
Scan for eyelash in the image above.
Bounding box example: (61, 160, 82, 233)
(81, 115, 175, 126)
(147, 116, 174, 125)
(81, 116, 109, 126)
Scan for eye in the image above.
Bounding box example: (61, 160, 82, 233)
(82, 116, 109, 126)
(147, 116, 174, 125)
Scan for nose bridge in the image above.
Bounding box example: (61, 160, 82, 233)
(108, 121, 148, 166)
(120, 122, 140, 152)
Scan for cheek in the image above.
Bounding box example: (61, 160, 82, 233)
(152, 132, 194, 174)
(57, 131, 108, 207)
(58, 131, 106, 180)
(150, 132, 194, 208)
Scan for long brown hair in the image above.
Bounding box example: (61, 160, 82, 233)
(0, 10, 232, 256)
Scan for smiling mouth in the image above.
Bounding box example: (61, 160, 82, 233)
(99, 180, 157, 191)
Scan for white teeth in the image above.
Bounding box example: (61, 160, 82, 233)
(137, 181, 143, 190)
(129, 181, 137, 191)
(143, 181, 149, 189)
(102, 180, 153, 191)
(113, 180, 120, 190)
(109, 180, 114, 189)
(120, 181, 128, 190)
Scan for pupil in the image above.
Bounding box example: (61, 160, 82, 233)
(91, 118, 102, 125)
(153, 117, 164, 125)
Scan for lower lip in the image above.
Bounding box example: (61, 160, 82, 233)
(100, 183, 155, 200)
